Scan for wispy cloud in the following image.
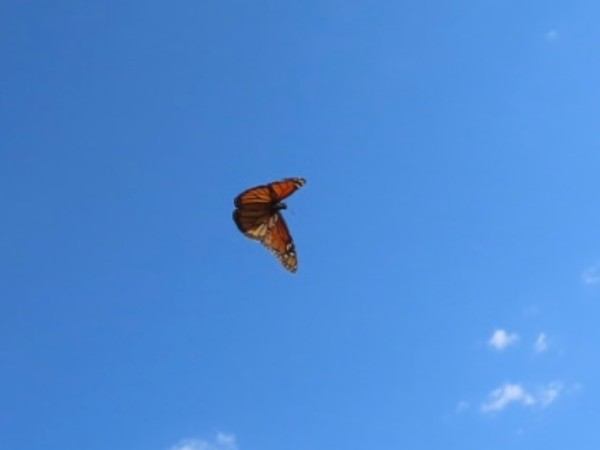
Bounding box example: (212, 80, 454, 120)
(534, 333, 548, 353)
(537, 382, 563, 407)
(523, 305, 540, 317)
(489, 329, 519, 351)
(481, 382, 565, 413)
(545, 29, 559, 42)
(455, 400, 470, 413)
(169, 434, 238, 450)
(568, 383, 584, 395)
(481, 383, 534, 412)
(582, 264, 600, 285)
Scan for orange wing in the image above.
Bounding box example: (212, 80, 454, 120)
(234, 178, 306, 206)
(233, 204, 276, 241)
(233, 211, 298, 272)
(260, 213, 298, 272)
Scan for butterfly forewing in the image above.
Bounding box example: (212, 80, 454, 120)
(234, 186, 272, 206)
(268, 178, 306, 202)
(234, 178, 306, 207)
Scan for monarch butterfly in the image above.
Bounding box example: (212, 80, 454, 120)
(233, 177, 306, 272)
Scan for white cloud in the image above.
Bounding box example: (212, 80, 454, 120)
(489, 329, 519, 351)
(582, 264, 600, 285)
(481, 383, 535, 412)
(481, 382, 566, 413)
(545, 29, 559, 41)
(534, 333, 548, 353)
(537, 382, 563, 407)
(169, 434, 238, 450)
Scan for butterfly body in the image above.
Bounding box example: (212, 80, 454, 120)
(233, 178, 306, 272)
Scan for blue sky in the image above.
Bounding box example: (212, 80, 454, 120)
(2, 1, 600, 449)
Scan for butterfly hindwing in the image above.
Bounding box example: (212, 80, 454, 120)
(233, 206, 277, 241)
(261, 213, 298, 272)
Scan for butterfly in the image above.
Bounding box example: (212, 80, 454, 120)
(233, 178, 306, 272)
